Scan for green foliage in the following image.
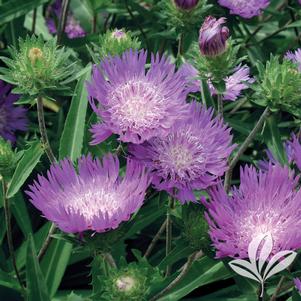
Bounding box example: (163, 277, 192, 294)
(254, 55, 301, 117)
(0, 137, 16, 179)
(0, 35, 76, 96)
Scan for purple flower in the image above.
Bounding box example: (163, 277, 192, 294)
(202, 164, 301, 259)
(209, 65, 255, 101)
(199, 16, 229, 57)
(46, 0, 86, 39)
(285, 49, 301, 72)
(0, 81, 27, 143)
(88, 50, 189, 145)
(174, 0, 199, 10)
(129, 101, 235, 203)
(179, 63, 200, 93)
(218, 0, 270, 19)
(294, 278, 301, 293)
(288, 134, 301, 171)
(26, 154, 150, 233)
(112, 29, 127, 40)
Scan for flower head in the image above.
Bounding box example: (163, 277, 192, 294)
(285, 48, 301, 72)
(112, 29, 127, 40)
(218, 0, 270, 19)
(199, 16, 229, 57)
(88, 50, 189, 144)
(0, 81, 27, 143)
(209, 65, 255, 101)
(26, 154, 150, 233)
(294, 278, 301, 293)
(174, 0, 199, 10)
(287, 134, 301, 171)
(129, 101, 234, 203)
(202, 164, 301, 259)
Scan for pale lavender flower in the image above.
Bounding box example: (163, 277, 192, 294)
(294, 278, 301, 293)
(174, 0, 199, 10)
(218, 0, 270, 19)
(202, 164, 301, 259)
(88, 50, 189, 145)
(209, 65, 255, 101)
(46, 0, 86, 39)
(129, 101, 235, 203)
(179, 63, 200, 93)
(26, 154, 150, 233)
(112, 29, 127, 40)
(0, 81, 27, 143)
(285, 49, 301, 72)
(199, 16, 229, 57)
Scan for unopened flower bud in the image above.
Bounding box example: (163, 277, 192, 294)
(174, 0, 199, 10)
(115, 276, 136, 293)
(111, 29, 127, 41)
(199, 16, 229, 57)
(28, 47, 43, 65)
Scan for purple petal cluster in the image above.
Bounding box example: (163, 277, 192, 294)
(288, 134, 301, 170)
(87, 50, 189, 144)
(174, 0, 199, 10)
(129, 101, 235, 203)
(46, 0, 86, 39)
(218, 0, 270, 19)
(294, 278, 301, 293)
(209, 65, 255, 101)
(199, 16, 229, 57)
(203, 164, 301, 259)
(26, 154, 150, 233)
(0, 80, 27, 143)
(285, 48, 301, 72)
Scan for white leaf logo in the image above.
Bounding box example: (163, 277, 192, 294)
(229, 232, 297, 297)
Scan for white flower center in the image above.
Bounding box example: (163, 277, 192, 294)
(116, 276, 136, 292)
(109, 80, 165, 133)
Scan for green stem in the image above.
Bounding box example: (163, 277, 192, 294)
(217, 94, 223, 116)
(37, 223, 56, 261)
(32, 8, 37, 34)
(2, 178, 26, 295)
(224, 107, 270, 192)
(57, 0, 70, 45)
(37, 96, 56, 164)
(165, 198, 174, 277)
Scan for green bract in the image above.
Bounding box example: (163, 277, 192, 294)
(96, 260, 162, 301)
(88, 29, 141, 63)
(0, 35, 76, 96)
(0, 137, 16, 179)
(158, 0, 210, 35)
(254, 55, 301, 117)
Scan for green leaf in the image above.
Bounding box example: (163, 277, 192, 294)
(59, 64, 92, 161)
(6, 140, 43, 199)
(26, 234, 51, 301)
(40, 240, 73, 298)
(0, 0, 49, 26)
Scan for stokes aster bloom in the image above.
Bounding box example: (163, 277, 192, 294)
(0, 81, 27, 143)
(209, 65, 255, 101)
(285, 48, 301, 72)
(218, 0, 270, 19)
(174, 0, 199, 10)
(203, 164, 301, 259)
(199, 16, 229, 57)
(294, 278, 301, 293)
(88, 50, 189, 144)
(26, 154, 150, 233)
(129, 101, 234, 203)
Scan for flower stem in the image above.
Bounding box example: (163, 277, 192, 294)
(224, 107, 270, 192)
(165, 198, 174, 277)
(144, 219, 167, 258)
(31, 8, 37, 34)
(57, 0, 70, 45)
(217, 94, 223, 116)
(103, 252, 117, 269)
(2, 178, 26, 295)
(150, 251, 202, 301)
(37, 96, 56, 164)
(269, 276, 286, 301)
(37, 223, 56, 261)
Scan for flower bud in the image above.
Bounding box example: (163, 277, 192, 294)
(111, 29, 127, 40)
(199, 16, 229, 57)
(115, 275, 137, 293)
(0, 137, 16, 179)
(174, 0, 199, 10)
(28, 47, 43, 65)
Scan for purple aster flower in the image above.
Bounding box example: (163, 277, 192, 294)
(46, 0, 86, 39)
(209, 65, 255, 101)
(287, 134, 301, 171)
(179, 63, 200, 93)
(88, 50, 190, 145)
(129, 101, 235, 203)
(199, 16, 229, 57)
(26, 154, 150, 233)
(218, 0, 270, 19)
(202, 164, 301, 259)
(285, 49, 301, 72)
(294, 278, 301, 293)
(174, 0, 199, 10)
(0, 81, 27, 143)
